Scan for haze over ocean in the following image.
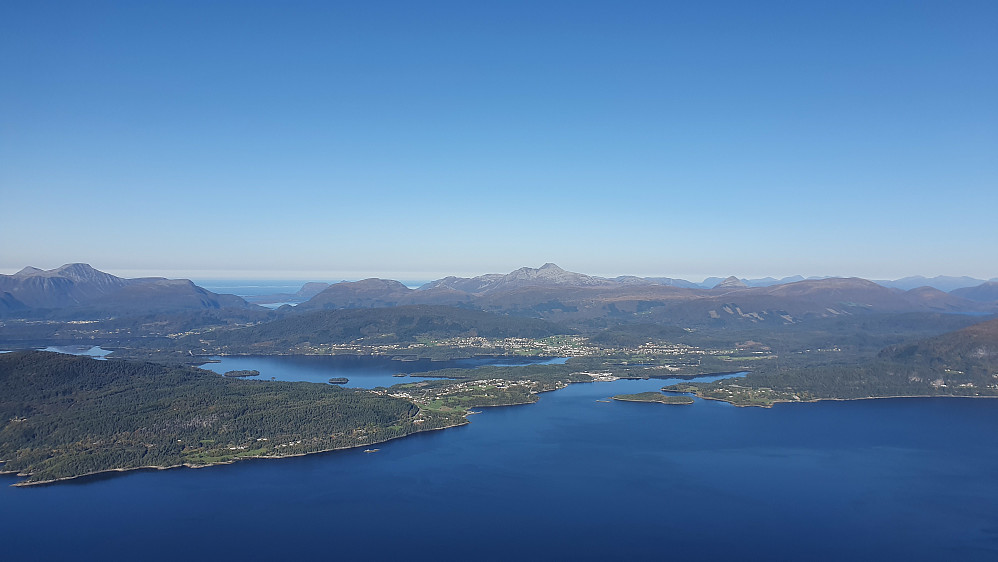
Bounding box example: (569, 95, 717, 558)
(2, 1, 996, 280)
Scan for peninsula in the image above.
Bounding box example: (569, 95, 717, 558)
(612, 392, 694, 405)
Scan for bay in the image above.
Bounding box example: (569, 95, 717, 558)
(2, 361, 998, 560)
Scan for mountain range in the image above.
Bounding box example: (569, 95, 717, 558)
(293, 263, 998, 327)
(3, 263, 997, 326)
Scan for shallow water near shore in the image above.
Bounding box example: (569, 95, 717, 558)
(2, 369, 998, 560)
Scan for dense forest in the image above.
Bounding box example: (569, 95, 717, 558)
(0, 352, 462, 484)
(667, 319, 998, 407)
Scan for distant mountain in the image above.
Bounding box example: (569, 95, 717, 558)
(419, 263, 617, 294)
(649, 277, 984, 327)
(745, 275, 807, 287)
(289, 264, 996, 326)
(246, 282, 332, 305)
(297, 264, 697, 317)
(875, 275, 987, 292)
(2, 263, 129, 308)
(295, 282, 331, 299)
(712, 276, 748, 290)
(635, 277, 702, 289)
(9, 262, 993, 326)
(0, 264, 254, 317)
(297, 278, 414, 310)
(700, 275, 811, 288)
(951, 281, 998, 303)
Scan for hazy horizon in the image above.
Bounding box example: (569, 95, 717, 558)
(2, 262, 995, 286)
(3, 2, 995, 280)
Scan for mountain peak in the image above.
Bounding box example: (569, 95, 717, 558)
(539, 263, 564, 271)
(0, 263, 250, 314)
(9, 263, 121, 284)
(713, 276, 748, 290)
(53, 263, 107, 281)
(14, 266, 43, 277)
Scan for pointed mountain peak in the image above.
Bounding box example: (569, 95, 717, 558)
(13, 266, 43, 277)
(714, 276, 748, 289)
(539, 263, 564, 271)
(52, 263, 123, 283)
(55, 262, 97, 274)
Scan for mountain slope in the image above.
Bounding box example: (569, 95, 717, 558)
(185, 305, 572, 353)
(294, 265, 996, 326)
(951, 281, 998, 303)
(884, 317, 998, 367)
(0, 264, 254, 317)
(296, 278, 414, 310)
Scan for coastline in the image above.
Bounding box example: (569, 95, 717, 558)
(690, 392, 998, 409)
(6, 378, 571, 487)
(9, 364, 998, 486)
(9, 417, 473, 488)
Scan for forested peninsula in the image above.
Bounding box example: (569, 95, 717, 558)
(0, 352, 467, 485)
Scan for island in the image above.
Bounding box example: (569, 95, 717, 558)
(612, 392, 694, 405)
(327, 377, 349, 385)
(223, 370, 260, 378)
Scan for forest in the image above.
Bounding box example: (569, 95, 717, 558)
(0, 351, 462, 484)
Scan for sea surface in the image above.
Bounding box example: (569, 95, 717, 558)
(2, 358, 998, 560)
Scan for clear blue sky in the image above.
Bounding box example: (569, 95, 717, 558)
(2, 1, 996, 281)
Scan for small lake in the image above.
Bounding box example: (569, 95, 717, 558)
(37, 345, 113, 360)
(200, 354, 568, 388)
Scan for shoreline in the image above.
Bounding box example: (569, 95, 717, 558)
(6, 379, 572, 488)
(692, 392, 998, 409)
(7, 418, 472, 488)
(9, 361, 998, 486)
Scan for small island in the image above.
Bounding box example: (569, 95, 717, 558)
(223, 370, 260, 378)
(328, 377, 349, 384)
(612, 392, 694, 405)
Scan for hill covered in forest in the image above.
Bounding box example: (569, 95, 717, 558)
(0, 351, 462, 484)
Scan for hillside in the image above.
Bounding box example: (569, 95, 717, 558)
(951, 281, 998, 303)
(883, 316, 998, 370)
(0, 351, 459, 484)
(183, 305, 572, 354)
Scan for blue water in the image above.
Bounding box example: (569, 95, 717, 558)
(201, 354, 568, 388)
(38, 345, 112, 360)
(2, 371, 998, 560)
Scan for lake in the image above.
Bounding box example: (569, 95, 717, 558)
(2, 358, 997, 560)
(200, 354, 569, 388)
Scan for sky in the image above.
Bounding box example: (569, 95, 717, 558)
(2, 1, 996, 282)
